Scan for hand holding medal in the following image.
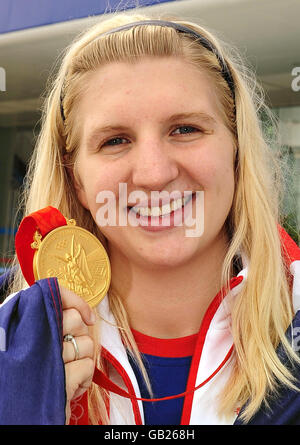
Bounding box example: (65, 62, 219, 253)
(14, 206, 109, 422)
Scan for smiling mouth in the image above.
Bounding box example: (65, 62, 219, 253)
(128, 193, 194, 219)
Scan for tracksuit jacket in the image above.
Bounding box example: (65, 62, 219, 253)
(0, 227, 299, 425)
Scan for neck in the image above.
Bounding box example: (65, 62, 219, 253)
(108, 232, 231, 339)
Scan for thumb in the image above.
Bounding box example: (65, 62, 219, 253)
(58, 285, 96, 325)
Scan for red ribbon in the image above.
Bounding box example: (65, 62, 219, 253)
(15, 206, 67, 286)
(93, 346, 234, 402)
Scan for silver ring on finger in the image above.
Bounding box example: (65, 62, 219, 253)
(63, 334, 80, 361)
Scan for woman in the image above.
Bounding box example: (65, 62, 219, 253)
(1, 12, 300, 425)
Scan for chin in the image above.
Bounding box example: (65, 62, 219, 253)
(137, 245, 200, 270)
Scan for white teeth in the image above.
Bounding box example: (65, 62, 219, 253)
(151, 206, 160, 217)
(161, 203, 171, 216)
(184, 194, 191, 205)
(171, 198, 182, 212)
(139, 207, 150, 217)
(132, 196, 191, 217)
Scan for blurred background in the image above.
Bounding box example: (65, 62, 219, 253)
(0, 0, 299, 273)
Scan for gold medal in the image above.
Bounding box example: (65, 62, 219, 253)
(31, 218, 111, 307)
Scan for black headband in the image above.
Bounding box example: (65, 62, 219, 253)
(60, 20, 235, 122)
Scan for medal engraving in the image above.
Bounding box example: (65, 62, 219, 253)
(32, 222, 110, 307)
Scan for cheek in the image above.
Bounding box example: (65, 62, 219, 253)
(190, 157, 232, 188)
(76, 156, 107, 194)
(76, 159, 129, 220)
(194, 139, 235, 189)
(215, 164, 235, 196)
(190, 154, 235, 212)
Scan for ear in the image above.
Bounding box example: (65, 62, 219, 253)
(64, 154, 89, 210)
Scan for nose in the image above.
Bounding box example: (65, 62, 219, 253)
(131, 139, 179, 191)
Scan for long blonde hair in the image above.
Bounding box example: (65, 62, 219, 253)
(9, 12, 299, 423)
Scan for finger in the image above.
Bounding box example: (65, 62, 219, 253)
(65, 358, 95, 403)
(63, 335, 94, 363)
(59, 285, 96, 326)
(63, 307, 89, 337)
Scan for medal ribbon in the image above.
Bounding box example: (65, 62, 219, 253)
(92, 346, 233, 402)
(15, 206, 67, 286)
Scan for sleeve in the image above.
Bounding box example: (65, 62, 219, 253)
(0, 277, 66, 425)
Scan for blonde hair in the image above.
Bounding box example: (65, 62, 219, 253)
(9, 12, 299, 423)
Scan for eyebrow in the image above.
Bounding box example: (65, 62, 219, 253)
(85, 111, 217, 147)
(166, 112, 217, 125)
(86, 125, 129, 148)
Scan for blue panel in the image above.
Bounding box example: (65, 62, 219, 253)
(0, 0, 178, 34)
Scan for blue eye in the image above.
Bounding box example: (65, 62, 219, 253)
(173, 126, 200, 135)
(103, 137, 128, 146)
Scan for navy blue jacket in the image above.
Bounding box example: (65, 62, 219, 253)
(0, 273, 66, 425)
(235, 310, 300, 425)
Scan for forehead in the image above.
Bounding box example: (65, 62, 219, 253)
(77, 57, 222, 137)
